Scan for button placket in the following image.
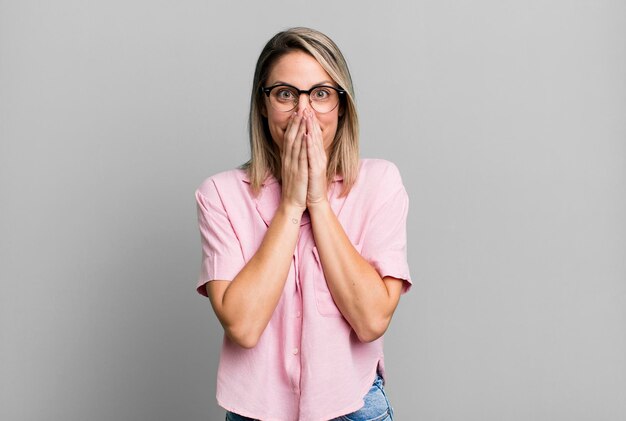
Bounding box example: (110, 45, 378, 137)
(290, 234, 303, 394)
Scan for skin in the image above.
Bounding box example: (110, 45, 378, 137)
(206, 51, 404, 348)
(262, 50, 338, 157)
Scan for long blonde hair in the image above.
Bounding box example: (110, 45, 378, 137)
(241, 27, 359, 198)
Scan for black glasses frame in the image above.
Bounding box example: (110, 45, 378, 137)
(260, 83, 346, 113)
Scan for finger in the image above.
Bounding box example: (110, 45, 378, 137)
(282, 112, 301, 162)
(305, 110, 314, 138)
(283, 111, 296, 136)
(305, 131, 315, 169)
(291, 114, 307, 165)
(311, 113, 324, 143)
(285, 111, 303, 143)
(300, 132, 308, 170)
(307, 112, 324, 158)
(284, 112, 301, 146)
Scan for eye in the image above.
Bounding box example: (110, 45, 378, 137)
(275, 87, 296, 101)
(312, 87, 332, 100)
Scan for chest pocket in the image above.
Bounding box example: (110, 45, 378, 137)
(311, 241, 363, 318)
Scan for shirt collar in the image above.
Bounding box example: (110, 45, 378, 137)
(238, 169, 346, 227)
(240, 171, 344, 186)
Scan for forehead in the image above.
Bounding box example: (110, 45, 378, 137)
(267, 51, 333, 87)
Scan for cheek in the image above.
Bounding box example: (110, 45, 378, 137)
(318, 113, 339, 142)
(267, 113, 291, 145)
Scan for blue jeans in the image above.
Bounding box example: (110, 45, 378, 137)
(225, 374, 394, 421)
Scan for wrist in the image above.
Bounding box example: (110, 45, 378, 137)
(306, 199, 331, 213)
(279, 201, 306, 217)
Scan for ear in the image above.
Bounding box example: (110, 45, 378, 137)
(261, 101, 268, 117)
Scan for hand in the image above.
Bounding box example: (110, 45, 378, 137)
(280, 110, 308, 212)
(304, 109, 329, 208)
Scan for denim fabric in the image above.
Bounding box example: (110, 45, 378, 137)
(331, 374, 393, 421)
(225, 411, 257, 421)
(224, 374, 393, 421)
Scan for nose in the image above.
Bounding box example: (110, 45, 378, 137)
(296, 92, 312, 114)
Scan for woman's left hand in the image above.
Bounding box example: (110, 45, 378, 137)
(304, 109, 329, 208)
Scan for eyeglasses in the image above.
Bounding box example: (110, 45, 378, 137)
(261, 84, 346, 114)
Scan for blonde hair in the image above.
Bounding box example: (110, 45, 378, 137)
(240, 27, 359, 198)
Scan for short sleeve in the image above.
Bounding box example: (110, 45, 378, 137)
(195, 179, 246, 297)
(360, 163, 412, 294)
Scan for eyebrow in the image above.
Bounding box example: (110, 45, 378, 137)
(268, 80, 337, 88)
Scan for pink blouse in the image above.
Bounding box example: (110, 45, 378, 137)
(195, 158, 412, 421)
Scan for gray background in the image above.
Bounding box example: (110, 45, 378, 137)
(1, 1, 625, 420)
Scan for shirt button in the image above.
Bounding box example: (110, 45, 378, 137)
(292, 348, 299, 355)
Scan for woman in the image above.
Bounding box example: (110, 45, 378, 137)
(195, 27, 412, 421)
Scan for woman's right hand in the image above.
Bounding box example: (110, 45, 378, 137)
(205, 110, 311, 349)
(279, 110, 309, 213)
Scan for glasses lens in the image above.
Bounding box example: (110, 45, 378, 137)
(267, 85, 341, 113)
(269, 86, 298, 112)
(310, 87, 339, 113)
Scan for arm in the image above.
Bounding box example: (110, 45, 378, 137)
(202, 110, 309, 348)
(304, 112, 409, 342)
(308, 201, 405, 342)
(206, 203, 303, 349)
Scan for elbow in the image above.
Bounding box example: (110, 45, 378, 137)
(354, 316, 390, 343)
(224, 324, 261, 349)
(233, 335, 259, 350)
(356, 328, 384, 343)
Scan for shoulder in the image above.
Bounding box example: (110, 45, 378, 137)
(358, 158, 404, 185)
(196, 168, 247, 198)
(355, 159, 408, 208)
